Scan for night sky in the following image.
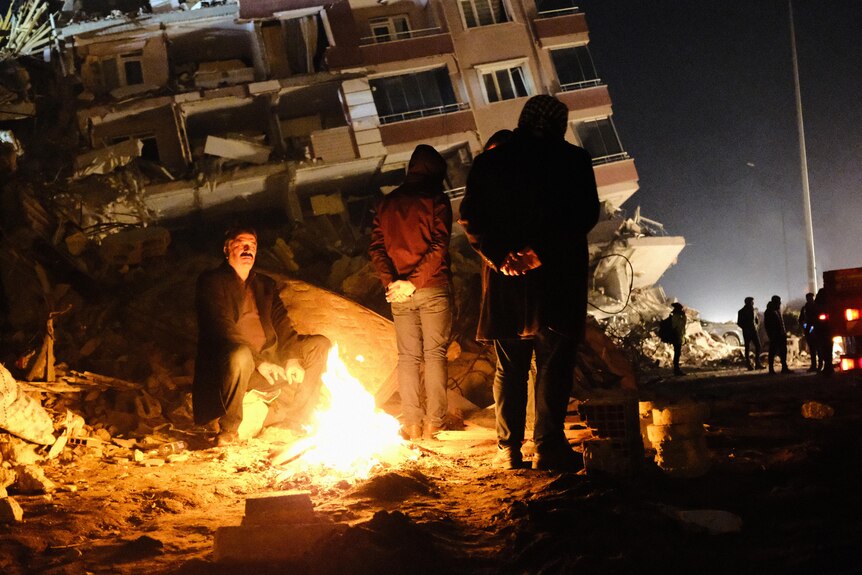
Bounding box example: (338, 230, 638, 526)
(579, 0, 862, 321)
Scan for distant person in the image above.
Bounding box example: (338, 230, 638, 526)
(798, 292, 818, 372)
(459, 95, 600, 471)
(764, 295, 792, 374)
(368, 144, 453, 442)
(669, 303, 687, 375)
(737, 296, 763, 370)
(193, 226, 331, 446)
(813, 288, 834, 374)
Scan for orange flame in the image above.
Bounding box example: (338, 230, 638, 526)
(273, 344, 414, 478)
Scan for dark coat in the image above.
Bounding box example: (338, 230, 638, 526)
(737, 304, 759, 336)
(763, 301, 786, 341)
(459, 129, 599, 340)
(193, 262, 299, 423)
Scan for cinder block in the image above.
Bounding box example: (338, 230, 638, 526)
(214, 522, 346, 563)
(243, 490, 316, 526)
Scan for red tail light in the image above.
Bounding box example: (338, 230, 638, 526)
(845, 308, 860, 321)
(840, 357, 857, 371)
(818, 313, 829, 321)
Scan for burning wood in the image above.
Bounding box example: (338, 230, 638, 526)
(272, 344, 416, 481)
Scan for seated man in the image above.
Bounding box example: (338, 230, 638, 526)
(192, 225, 330, 446)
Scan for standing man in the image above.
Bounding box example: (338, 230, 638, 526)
(669, 303, 687, 376)
(193, 226, 331, 446)
(737, 296, 764, 370)
(798, 292, 818, 372)
(369, 144, 453, 441)
(459, 95, 600, 471)
(764, 295, 792, 374)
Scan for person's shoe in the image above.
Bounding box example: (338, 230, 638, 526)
(400, 424, 423, 441)
(674, 369, 686, 376)
(215, 431, 239, 447)
(494, 445, 528, 470)
(533, 444, 584, 472)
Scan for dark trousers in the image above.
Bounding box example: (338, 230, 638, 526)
(767, 336, 788, 372)
(804, 332, 818, 369)
(215, 334, 331, 433)
(672, 341, 683, 372)
(493, 328, 579, 453)
(743, 330, 762, 366)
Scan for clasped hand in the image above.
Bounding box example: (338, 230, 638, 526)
(500, 247, 542, 276)
(386, 280, 416, 303)
(257, 359, 305, 386)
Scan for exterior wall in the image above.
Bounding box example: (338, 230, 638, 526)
(89, 105, 186, 172)
(77, 33, 169, 95)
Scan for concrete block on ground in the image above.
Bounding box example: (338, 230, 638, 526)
(242, 490, 316, 526)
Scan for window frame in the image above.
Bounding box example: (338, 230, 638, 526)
(474, 58, 534, 104)
(548, 43, 601, 91)
(368, 14, 412, 43)
(457, 0, 511, 29)
(574, 116, 628, 164)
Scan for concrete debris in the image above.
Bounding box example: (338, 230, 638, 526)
(0, 497, 24, 523)
(204, 135, 272, 165)
(801, 401, 834, 420)
(12, 463, 57, 493)
(659, 506, 743, 535)
(74, 138, 144, 178)
(645, 400, 712, 478)
(0, 363, 56, 445)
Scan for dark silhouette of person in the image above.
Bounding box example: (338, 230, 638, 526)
(737, 296, 763, 370)
(798, 292, 818, 372)
(813, 288, 834, 374)
(193, 226, 331, 446)
(764, 295, 792, 374)
(669, 303, 687, 375)
(459, 95, 599, 471)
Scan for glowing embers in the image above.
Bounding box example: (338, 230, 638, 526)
(273, 344, 415, 479)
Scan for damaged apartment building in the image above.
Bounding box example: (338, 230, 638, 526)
(42, 0, 683, 306)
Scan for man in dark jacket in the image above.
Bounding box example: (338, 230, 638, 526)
(798, 292, 818, 371)
(669, 303, 687, 376)
(193, 226, 331, 446)
(459, 95, 599, 471)
(737, 296, 763, 370)
(764, 295, 792, 374)
(369, 145, 453, 441)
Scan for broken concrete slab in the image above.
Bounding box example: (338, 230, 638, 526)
(73, 138, 143, 178)
(242, 490, 316, 526)
(204, 135, 272, 165)
(0, 497, 24, 523)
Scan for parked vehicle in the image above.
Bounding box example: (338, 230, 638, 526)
(820, 267, 862, 371)
(702, 320, 743, 347)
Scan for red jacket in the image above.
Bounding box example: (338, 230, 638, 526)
(369, 147, 453, 289)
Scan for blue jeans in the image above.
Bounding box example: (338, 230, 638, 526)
(391, 285, 452, 427)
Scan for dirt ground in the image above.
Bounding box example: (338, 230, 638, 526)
(1, 361, 861, 575)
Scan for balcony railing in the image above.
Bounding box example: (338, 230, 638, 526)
(378, 102, 470, 125)
(359, 26, 444, 46)
(591, 151, 630, 166)
(559, 78, 602, 92)
(536, 1, 580, 19)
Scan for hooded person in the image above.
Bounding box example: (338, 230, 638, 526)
(368, 144, 454, 441)
(459, 95, 600, 471)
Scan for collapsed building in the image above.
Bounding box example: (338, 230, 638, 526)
(1, 0, 704, 387)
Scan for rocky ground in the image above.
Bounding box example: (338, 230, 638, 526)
(1, 361, 860, 575)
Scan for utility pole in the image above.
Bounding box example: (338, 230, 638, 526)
(789, 0, 818, 293)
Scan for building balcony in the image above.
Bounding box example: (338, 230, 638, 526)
(358, 30, 455, 66)
(593, 157, 639, 209)
(555, 84, 612, 116)
(378, 106, 475, 147)
(533, 10, 588, 44)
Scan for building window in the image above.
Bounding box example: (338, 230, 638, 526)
(476, 60, 533, 103)
(369, 15, 411, 43)
(370, 67, 463, 124)
(575, 117, 627, 163)
(459, 0, 510, 28)
(550, 45, 599, 91)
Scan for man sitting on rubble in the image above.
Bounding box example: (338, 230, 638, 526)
(192, 225, 331, 446)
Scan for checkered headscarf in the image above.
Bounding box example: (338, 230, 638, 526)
(517, 95, 569, 139)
